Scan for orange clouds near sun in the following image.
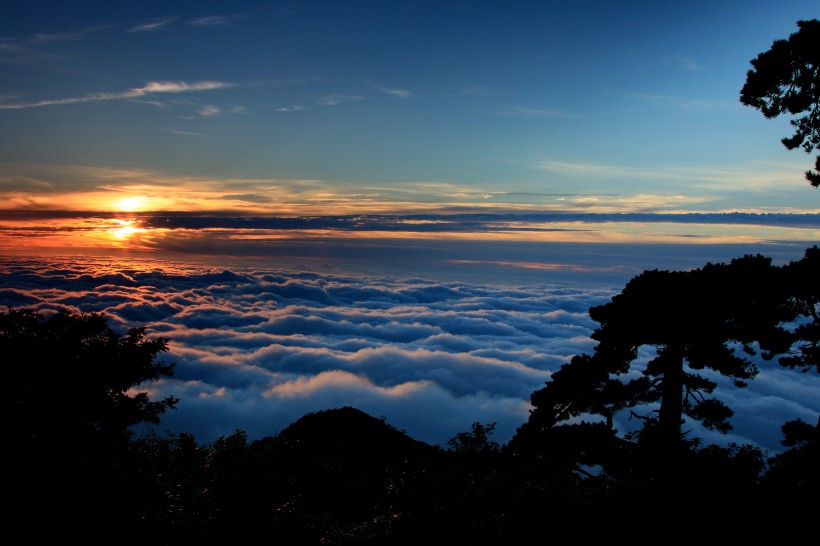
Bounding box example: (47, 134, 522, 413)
(111, 219, 148, 240)
(0, 215, 159, 255)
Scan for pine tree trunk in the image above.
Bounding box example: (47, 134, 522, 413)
(657, 344, 684, 449)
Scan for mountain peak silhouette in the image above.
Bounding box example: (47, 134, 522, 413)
(275, 406, 439, 461)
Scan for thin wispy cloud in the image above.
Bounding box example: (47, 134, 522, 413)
(627, 92, 731, 110)
(129, 14, 242, 32)
(128, 18, 179, 33)
(499, 106, 567, 118)
(677, 55, 704, 71)
(3, 25, 109, 51)
(188, 15, 237, 27)
(5, 161, 817, 218)
(0, 42, 59, 63)
(198, 105, 221, 116)
(534, 158, 812, 193)
(537, 159, 668, 179)
(168, 129, 205, 137)
(318, 95, 364, 106)
(29, 31, 88, 44)
(141, 81, 230, 93)
(190, 104, 247, 118)
(565, 193, 711, 211)
(444, 84, 501, 97)
(0, 80, 233, 110)
(374, 85, 413, 98)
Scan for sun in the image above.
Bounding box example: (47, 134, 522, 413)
(111, 219, 146, 240)
(115, 196, 148, 212)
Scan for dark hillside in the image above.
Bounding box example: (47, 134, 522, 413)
(275, 406, 441, 461)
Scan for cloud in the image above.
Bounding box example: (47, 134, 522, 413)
(677, 55, 704, 71)
(625, 92, 731, 110)
(198, 105, 221, 116)
(0, 42, 60, 63)
(499, 107, 568, 118)
(188, 15, 232, 27)
(374, 85, 413, 98)
(2, 254, 817, 453)
(0, 81, 233, 110)
(318, 95, 364, 106)
(168, 129, 205, 137)
(3, 161, 816, 218)
(0, 26, 108, 63)
(533, 158, 814, 193)
(29, 31, 91, 44)
(0, 255, 603, 445)
(128, 18, 178, 33)
(140, 81, 230, 94)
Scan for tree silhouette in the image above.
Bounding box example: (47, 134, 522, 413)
(762, 416, 819, 500)
(740, 19, 820, 186)
(447, 421, 500, 454)
(1, 307, 178, 536)
(758, 247, 820, 508)
(512, 255, 789, 468)
(774, 245, 820, 373)
(2, 307, 177, 449)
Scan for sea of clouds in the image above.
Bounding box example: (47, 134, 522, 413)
(1, 254, 818, 455)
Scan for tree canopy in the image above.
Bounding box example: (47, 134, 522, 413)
(512, 255, 789, 462)
(1, 307, 178, 451)
(1, 307, 179, 536)
(509, 247, 820, 487)
(740, 19, 820, 186)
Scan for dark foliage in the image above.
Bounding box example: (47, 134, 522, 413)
(760, 416, 820, 512)
(511, 253, 793, 471)
(740, 19, 820, 186)
(109, 405, 815, 543)
(1, 307, 177, 538)
(2, 308, 177, 447)
(776, 245, 820, 373)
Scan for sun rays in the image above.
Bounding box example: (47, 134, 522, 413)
(111, 219, 147, 240)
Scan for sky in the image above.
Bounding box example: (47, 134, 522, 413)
(1, 1, 819, 452)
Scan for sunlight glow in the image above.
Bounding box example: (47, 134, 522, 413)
(115, 196, 148, 212)
(112, 219, 146, 239)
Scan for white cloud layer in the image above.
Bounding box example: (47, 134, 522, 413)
(1, 254, 817, 454)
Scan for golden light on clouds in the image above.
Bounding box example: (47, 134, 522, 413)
(111, 219, 147, 240)
(0, 216, 156, 254)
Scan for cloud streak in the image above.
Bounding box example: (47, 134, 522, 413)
(128, 18, 179, 33)
(2, 160, 815, 218)
(0, 81, 233, 110)
(374, 85, 413, 98)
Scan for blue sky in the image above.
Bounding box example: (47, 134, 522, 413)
(2, 0, 819, 218)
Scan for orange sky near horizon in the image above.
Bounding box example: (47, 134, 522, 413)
(2, 212, 818, 259)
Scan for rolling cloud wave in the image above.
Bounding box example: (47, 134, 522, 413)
(1, 255, 817, 452)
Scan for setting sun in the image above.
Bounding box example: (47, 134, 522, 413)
(112, 219, 146, 239)
(115, 196, 147, 212)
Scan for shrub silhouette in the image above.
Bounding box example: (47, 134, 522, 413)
(1, 307, 177, 537)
